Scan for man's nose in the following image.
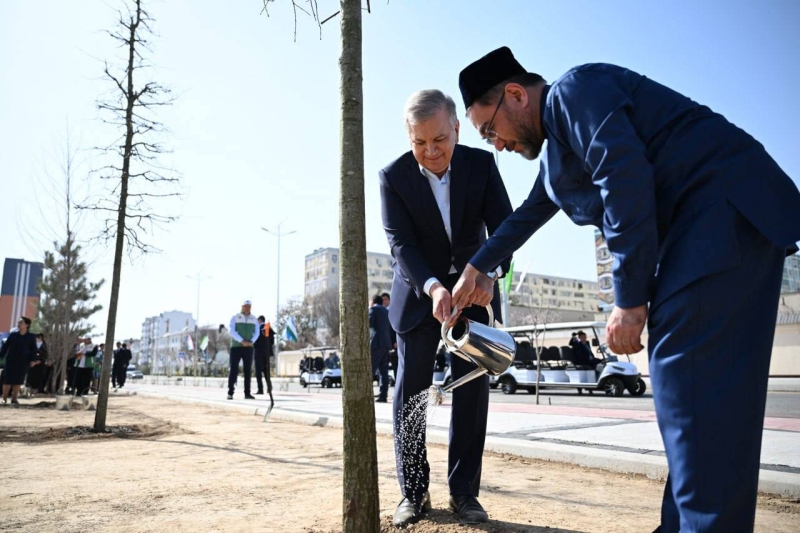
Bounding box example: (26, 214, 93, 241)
(425, 144, 438, 157)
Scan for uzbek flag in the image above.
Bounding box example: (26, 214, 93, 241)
(283, 316, 298, 342)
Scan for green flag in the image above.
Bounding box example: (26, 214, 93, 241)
(504, 261, 515, 293)
(199, 336, 208, 350)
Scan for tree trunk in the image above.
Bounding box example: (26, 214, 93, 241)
(338, 1, 380, 531)
(94, 3, 139, 432)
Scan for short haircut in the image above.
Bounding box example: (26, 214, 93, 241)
(472, 72, 546, 108)
(122, 343, 128, 348)
(372, 294, 384, 306)
(404, 89, 457, 132)
(258, 315, 266, 321)
(381, 292, 390, 299)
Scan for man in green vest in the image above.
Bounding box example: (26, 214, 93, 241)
(228, 299, 260, 400)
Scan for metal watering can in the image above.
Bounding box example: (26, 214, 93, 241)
(429, 305, 516, 406)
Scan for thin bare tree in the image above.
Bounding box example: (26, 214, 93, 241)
(83, 0, 181, 431)
(261, 1, 380, 529)
(312, 287, 341, 345)
(528, 285, 559, 405)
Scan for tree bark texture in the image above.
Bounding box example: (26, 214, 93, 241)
(338, 0, 380, 531)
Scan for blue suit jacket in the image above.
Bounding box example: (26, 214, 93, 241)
(470, 63, 800, 310)
(380, 145, 513, 333)
(369, 304, 392, 351)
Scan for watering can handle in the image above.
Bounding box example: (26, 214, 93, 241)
(440, 304, 495, 351)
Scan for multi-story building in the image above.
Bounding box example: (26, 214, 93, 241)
(304, 248, 394, 298)
(0, 258, 44, 333)
(140, 311, 195, 364)
(783, 253, 800, 294)
(507, 272, 599, 314)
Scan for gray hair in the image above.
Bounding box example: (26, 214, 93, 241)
(403, 89, 457, 131)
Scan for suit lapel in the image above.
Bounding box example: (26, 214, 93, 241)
(449, 145, 470, 246)
(407, 157, 451, 250)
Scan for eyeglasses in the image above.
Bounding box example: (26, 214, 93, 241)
(482, 91, 506, 145)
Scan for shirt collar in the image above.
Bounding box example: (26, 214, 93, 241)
(419, 163, 451, 182)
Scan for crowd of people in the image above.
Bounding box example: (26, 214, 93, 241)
(0, 316, 134, 406)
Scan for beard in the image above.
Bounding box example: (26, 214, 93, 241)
(509, 115, 545, 161)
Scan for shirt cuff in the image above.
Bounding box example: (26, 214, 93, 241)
(495, 266, 503, 278)
(423, 277, 441, 297)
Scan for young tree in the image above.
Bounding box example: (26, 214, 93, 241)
(86, 0, 181, 431)
(261, 2, 381, 528)
(38, 240, 105, 394)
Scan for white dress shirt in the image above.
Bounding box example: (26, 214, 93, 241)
(419, 164, 501, 297)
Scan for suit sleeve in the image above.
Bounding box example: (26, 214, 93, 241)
(368, 307, 376, 330)
(250, 321, 260, 343)
(470, 167, 560, 273)
(0, 337, 9, 359)
(549, 71, 657, 308)
(380, 169, 436, 298)
(479, 153, 515, 276)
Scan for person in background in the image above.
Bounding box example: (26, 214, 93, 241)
(74, 338, 96, 396)
(26, 333, 49, 395)
(254, 315, 274, 395)
(112, 342, 122, 388)
(114, 343, 132, 389)
(369, 295, 392, 403)
(382, 292, 399, 380)
(1, 317, 37, 405)
(228, 300, 259, 400)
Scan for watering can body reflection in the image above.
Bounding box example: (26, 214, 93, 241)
(430, 305, 516, 406)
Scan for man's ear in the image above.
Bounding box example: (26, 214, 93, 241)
(454, 119, 460, 143)
(505, 83, 529, 108)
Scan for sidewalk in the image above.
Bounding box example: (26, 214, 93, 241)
(130, 380, 800, 498)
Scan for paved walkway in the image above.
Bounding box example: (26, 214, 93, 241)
(128, 379, 800, 498)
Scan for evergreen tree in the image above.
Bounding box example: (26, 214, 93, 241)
(37, 233, 104, 394)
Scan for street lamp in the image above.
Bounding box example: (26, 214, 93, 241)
(262, 221, 296, 376)
(187, 273, 212, 376)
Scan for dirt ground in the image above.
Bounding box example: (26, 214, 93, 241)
(0, 396, 797, 533)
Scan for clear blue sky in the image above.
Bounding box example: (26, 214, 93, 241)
(1, 0, 798, 339)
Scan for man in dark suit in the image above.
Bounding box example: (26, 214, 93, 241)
(380, 89, 513, 527)
(254, 315, 274, 395)
(452, 48, 800, 532)
(369, 294, 392, 403)
(381, 292, 399, 379)
(115, 343, 132, 388)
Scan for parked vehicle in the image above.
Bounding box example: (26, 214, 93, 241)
(495, 321, 646, 397)
(126, 365, 144, 380)
(299, 346, 341, 389)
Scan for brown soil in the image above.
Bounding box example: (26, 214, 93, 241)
(0, 396, 796, 533)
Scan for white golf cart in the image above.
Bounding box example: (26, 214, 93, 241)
(495, 321, 646, 397)
(299, 346, 342, 389)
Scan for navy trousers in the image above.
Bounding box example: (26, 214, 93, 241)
(228, 347, 253, 396)
(649, 209, 785, 532)
(393, 300, 490, 505)
(371, 346, 390, 400)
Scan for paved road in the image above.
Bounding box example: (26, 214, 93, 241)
(268, 381, 800, 419)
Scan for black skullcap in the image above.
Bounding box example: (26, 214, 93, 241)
(459, 46, 526, 109)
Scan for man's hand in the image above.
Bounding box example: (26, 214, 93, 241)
(452, 264, 493, 310)
(430, 283, 452, 324)
(606, 304, 647, 355)
(242, 341, 252, 347)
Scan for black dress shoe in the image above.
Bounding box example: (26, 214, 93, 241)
(244, 394, 256, 399)
(375, 397, 388, 403)
(449, 495, 488, 524)
(255, 391, 264, 395)
(393, 491, 431, 528)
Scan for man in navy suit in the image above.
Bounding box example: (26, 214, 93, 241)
(380, 89, 513, 527)
(369, 294, 392, 402)
(452, 47, 800, 533)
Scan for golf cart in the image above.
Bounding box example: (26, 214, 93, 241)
(495, 321, 646, 397)
(299, 346, 341, 389)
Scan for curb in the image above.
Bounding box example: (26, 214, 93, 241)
(136, 390, 799, 498)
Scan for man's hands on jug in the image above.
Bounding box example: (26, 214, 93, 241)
(606, 305, 647, 355)
(437, 264, 495, 325)
(431, 282, 453, 325)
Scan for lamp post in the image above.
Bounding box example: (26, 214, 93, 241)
(261, 222, 296, 375)
(187, 273, 211, 376)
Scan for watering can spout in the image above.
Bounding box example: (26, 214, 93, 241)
(430, 305, 516, 405)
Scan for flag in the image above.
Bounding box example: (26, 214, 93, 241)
(515, 259, 532, 293)
(186, 335, 195, 351)
(199, 335, 208, 350)
(504, 260, 515, 293)
(283, 316, 298, 342)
